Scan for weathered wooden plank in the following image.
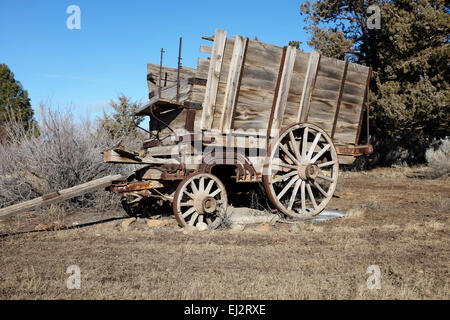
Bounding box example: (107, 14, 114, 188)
(355, 67, 373, 145)
(298, 51, 321, 122)
(200, 45, 212, 54)
(270, 45, 297, 136)
(245, 40, 284, 70)
(280, 52, 309, 127)
(196, 57, 210, 79)
(293, 51, 311, 74)
(337, 155, 356, 165)
(331, 60, 349, 138)
(332, 63, 370, 144)
(136, 80, 192, 116)
(305, 98, 337, 134)
(0, 175, 125, 219)
(288, 72, 306, 95)
(201, 29, 227, 130)
(147, 63, 196, 93)
(219, 36, 247, 132)
(104, 149, 179, 164)
(230, 41, 284, 132)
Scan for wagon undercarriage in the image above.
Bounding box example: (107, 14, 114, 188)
(103, 29, 374, 228)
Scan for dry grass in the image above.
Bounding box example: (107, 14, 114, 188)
(426, 139, 450, 178)
(0, 167, 448, 300)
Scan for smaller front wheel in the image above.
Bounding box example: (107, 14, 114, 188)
(173, 173, 228, 229)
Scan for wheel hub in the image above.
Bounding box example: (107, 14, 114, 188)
(298, 161, 319, 181)
(193, 193, 217, 214)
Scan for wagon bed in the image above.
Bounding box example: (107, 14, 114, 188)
(137, 29, 372, 164)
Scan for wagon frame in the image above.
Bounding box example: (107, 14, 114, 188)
(103, 29, 373, 228)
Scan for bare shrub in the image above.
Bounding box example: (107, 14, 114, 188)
(425, 139, 450, 178)
(0, 105, 141, 210)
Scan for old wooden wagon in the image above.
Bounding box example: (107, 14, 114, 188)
(103, 29, 373, 228)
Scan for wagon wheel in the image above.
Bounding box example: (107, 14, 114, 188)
(173, 173, 228, 229)
(263, 123, 339, 218)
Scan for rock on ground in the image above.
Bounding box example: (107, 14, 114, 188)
(120, 217, 137, 230)
(229, 224, 245, 232)
(253, 223, 271, 232)
(227, 206, 279, 225)
(196, 222, 208, 231)
(34, 224, 55, 231)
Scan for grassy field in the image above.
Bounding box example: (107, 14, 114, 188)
(0, 167, 448, 299)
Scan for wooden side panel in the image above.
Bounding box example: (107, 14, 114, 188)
(307, 56, 347, 135)
(196, 57, 210, 79)
(297, 51, 321, 122)
(219, 36, 247, 132)
(231, 40, 284, 132)
(281, 51, 309, 127)
(209, 37, 234, 130)
(191, 32, 370, 145)
(270, 46, 297, 136)
(201, 29, 227, 130)
(200, 45, 212, 54)
(333, 63, 369, 144)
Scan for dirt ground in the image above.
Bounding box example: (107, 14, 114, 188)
(0, 167, 448, 300)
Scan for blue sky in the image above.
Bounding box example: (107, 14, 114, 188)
(0, 0, 311, 122)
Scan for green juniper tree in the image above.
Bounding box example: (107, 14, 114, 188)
(0, 64, 36, 140)
(298, 0, 450, 164)
(100, 95, 144, 138)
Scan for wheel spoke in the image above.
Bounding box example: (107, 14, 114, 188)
(311, 144, 331, 163)
(302, 127, 308, 159)
(318, 160, 336, 168)
(188, 212, 199, 226)
(190, 181, 198, 193)
(279, 142, 299, 164)
(276, 175, 299, 200)
(313, 181, 328, 197)
(199, 177, 205, 192)
(205, 179, 214, 194)
(275, 162, 298, 170)
(288, 179, 301, 211)
(273, 170, 298, 184)
(307, 132, 322, 160)
(317, 174, 335, 183)
(210, 188, 221, 198)
(306, 183, 318, 209)
(289, 131, 302, 161)
(301, 180, 306, 213)
(183, 190, 195, 199)
(182, 207, 196, 218)
(180, 200, 194, 207)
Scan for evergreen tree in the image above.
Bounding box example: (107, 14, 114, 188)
(0, 64, 36, 138)
(100, 95, 144, 138)
(299, 0, 450, 140)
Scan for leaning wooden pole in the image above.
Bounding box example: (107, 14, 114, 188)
(0, 174, 125, 220)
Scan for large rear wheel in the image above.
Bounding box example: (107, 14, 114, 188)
(264, 123, 339, 218)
